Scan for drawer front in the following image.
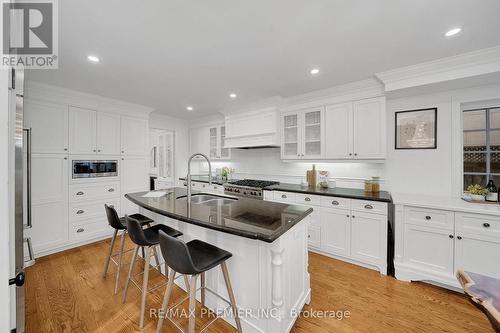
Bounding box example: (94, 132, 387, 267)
(320, 196, 350, 210)
(70, 220, 110, 240)
(308, 226, 321, 248)
(351, 200, 387, 215)
(263, 190, 273, 201)
(404, 206, 454, 231)
(70, 182, 120, 202)
(69, 199, 119, 223)
(456, 212, 500, 238)
(295, 193, 321, 206)
(273, 191, 296, 203)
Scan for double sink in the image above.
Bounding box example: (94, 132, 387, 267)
(176, 193, 237, 206)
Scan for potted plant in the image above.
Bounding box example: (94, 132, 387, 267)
(465, 184, 488, 201)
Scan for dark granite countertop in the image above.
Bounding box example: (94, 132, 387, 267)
(125, 187, 313, 243)
(178, 175, 228, 185)
(264, 183, 392, 203)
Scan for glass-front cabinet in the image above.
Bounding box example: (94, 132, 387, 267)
(281, 108, 324, 159)
(209, 125, 231, 160)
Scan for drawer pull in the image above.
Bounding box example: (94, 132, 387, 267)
(425, 216, 431, 220)
(449, 234, 454, 239)
(281, 194, 287, 199)
(457, 236, 462, 240)
(305, 197, 311, 202)
(76, 191, 84, 196)
(308, 234, 311, 239)
(76, 210, 84, 215)
(76, 228, 85, 233)
(483, 223, 491, 228)
(364, 204, 373, 210)
(331, 200, 339, 205)
(108, 188, 115, 192)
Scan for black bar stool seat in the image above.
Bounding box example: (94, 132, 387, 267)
(185, 240, 232, 274)
(117, 213, 154, 229)
(141, 225, 183, 246)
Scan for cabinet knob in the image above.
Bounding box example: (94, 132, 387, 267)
(64, 148, 68, 151)
(108, 188, 115, 192)
(457, 236, 462, 240)
(346, 214, 350, 218)
(354, 153, 358, 156)
(483, 223, 490, 228)
(364, 204, 373, 210)
(121, 150, 125, 153)
(76, 228, 85, 233)
(98, 149, 101, 152)
(308, 234, 311, 239)
(331, 200, 339, 205)
(425, 216, 431, 220)
(76, 210, 84, 215)
(93, 149, 96, 152)
(76, 191, 84, 196)
(449, 234, 454, 239)
(305, 197, 311, 202)
(64, 157, 67, 160)
(281, 194, 287, 199)
(352, 215, 355, 219)
(349, 153, 352, 156)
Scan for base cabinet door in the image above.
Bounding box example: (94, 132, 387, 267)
(455, 235, 500, 278)
(403, 224, 454, 275)
(350, 212, 386, 265)
(320, 208, 350, 257)
(121, 156, 148, 215)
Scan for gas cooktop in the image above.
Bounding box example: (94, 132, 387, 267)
(224, 179, 280, 199)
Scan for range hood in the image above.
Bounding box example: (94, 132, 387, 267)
(223, 106, 280, 149)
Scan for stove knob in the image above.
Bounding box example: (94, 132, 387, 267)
(243, 192, 247, 195)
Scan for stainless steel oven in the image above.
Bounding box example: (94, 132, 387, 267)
(72, 160, 118, 179)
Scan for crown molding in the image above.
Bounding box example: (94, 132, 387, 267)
(375, 45, 500, 92)
(25, 80, 155, 117)
(280, 78, 384, 112)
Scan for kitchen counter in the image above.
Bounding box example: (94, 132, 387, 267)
(126, 187, 312, 242)
(265, 183, 392, 202)
(126, 187, 312, 332)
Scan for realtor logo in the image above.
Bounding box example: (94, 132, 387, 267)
(1, 0, 58, 68)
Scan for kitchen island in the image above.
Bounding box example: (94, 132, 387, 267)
(126, 188, 313, 333)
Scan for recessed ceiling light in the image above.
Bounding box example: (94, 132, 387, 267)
(445, 28, 461, 37)
(186, 106, 194, 111)
(229, 93, 237, 99)
(87, 55, 100, 63)
(310, 68, 320, 75)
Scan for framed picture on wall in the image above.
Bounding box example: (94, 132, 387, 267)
(395, 108, 437, 149)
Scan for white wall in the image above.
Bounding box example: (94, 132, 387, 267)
(149, 113, 190, 183)
(0, 70, 12, 331)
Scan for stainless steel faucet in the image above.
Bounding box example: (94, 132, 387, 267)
(187, 153, 212, 201)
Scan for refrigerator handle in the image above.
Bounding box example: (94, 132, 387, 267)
(24, 237, 35, 267)
(23, 128, 32, 229)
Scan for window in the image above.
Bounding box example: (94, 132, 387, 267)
(463, 107, 500, 189)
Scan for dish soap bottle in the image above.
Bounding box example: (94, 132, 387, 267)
(486, 179, 498, 202)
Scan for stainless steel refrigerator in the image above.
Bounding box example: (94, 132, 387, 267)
(9, 67, 35, 333)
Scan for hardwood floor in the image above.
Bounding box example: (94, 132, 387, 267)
(26, 238, 493, 333)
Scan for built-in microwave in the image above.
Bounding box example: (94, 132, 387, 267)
(72, 160, 118, 179)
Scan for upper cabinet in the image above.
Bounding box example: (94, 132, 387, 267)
(209, 125, 231, 160)
(69, 107, 122, 155)
(284, 96, 386, 160)
(189, 126, 210, 157)
(120, 116, 149, 155)
(24, 100, 69, 154)
(281, 108, 324, 159)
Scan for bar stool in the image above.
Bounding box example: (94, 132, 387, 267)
(122, 216, 184, 329)
(102, 204, 154, 294)
(156, 231, 243, 333)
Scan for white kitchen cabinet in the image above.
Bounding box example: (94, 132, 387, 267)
(189, 126, 210, 157)
(352, 97, 386, 159)
(96, 112, 121, 154)
(321, 208, 350, 256)
(69, 106, 97, 154)
(121, 156, 148, 215)
(209, 125, 231, 160)
(350, 212, 387, 266)
(121, 116, 149, 155)
(324, 102, 352, 159)
(24, 100, 69, 154)
(281, 108, 324, 160)
(24, 154, 68, 253)
(323, 97, 386, 160)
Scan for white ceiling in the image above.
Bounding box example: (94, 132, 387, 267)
(27, 0, 500, 119)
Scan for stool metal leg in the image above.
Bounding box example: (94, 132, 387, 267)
(156, 269, 176, 333)
(200, 272, 206, 307)
(114, 230, 127, 294)
(152, 245, 161, 274)
(221, 262, 242, 333)
(188, 274, 198, 333)
(139, 246, 152, 329)
(122, 245, 139, 303)
(102, 229, 118, 277)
